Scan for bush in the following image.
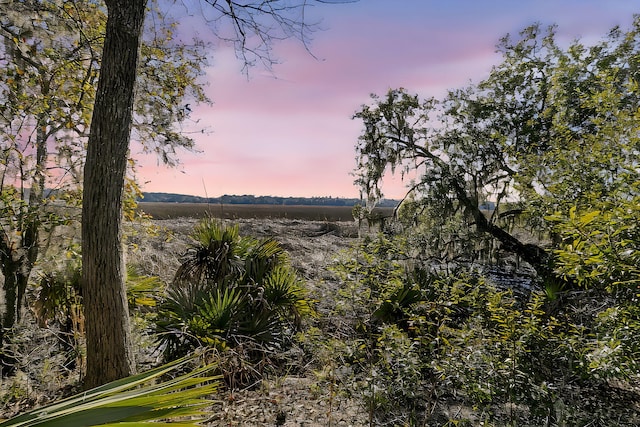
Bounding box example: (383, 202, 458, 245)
(305, 232, 640, 426)
(154, 219, 314, 384)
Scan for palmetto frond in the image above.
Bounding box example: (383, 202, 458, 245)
(196, 287, 245, 339)
(242, 239, 289, 285)
(155, 281, 213, 359)
(263, 266, 314, 324)
(126, 265, 164, 308)
(174, 219, 252, 286)
(0, 354, 219, 426)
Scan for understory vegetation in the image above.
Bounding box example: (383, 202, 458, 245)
(155, 219, 314, 387)
(1, 213, 639, 426)
(302, 232, 640, 425)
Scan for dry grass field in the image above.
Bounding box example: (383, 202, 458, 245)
(137, 202, 394, 222)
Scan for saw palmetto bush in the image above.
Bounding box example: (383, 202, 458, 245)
(155, 219, 314, 377)
(32, 256, 84, 371)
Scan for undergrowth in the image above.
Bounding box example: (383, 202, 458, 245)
(2, 219, 639, 426)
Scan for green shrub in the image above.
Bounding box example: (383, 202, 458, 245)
(307, 232, 640, 426)
(33, 257, 84, 369)
(155, 219, 314, 382)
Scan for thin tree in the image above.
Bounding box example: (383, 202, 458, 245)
(0, 1, 99, 351)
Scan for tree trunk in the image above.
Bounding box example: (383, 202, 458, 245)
(1, 261, 19, 336)
(14, 112, 49, 325)
(82, 0, 146, 389)
(0, 75, 48, 368)
(447, 176, 556, 283)
(0, 260, 19, 372)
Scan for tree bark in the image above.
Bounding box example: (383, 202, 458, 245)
(1, 261, 19, 335)
(0, 260, 19, 371)
(448, 176, 556, 283)
(82, 0, 146, 389)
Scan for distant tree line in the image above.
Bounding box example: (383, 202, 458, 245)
(140, 192, 400, 207)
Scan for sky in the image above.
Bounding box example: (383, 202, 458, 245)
(135, 0, 639, 200)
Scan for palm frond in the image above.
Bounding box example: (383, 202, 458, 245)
(126, 266, 164, 308)
(242, 239, 288, 285)
(175, 220, 251, 286)
(264, 267, 315, 321)
(155, 282, 213, 359)
(196, 287, 245, 338)
(0, 354, 219, 426)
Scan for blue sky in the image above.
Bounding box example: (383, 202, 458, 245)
(136, 1, 639, 199)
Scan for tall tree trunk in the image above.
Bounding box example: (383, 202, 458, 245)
(1, 261, 19, 336)
(0, 260, 19, 372)
(82, 0, 146, 389)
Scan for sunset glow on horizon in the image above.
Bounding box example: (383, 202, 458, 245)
(135, 0, 639, 200)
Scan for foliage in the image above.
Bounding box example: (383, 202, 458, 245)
(548, 200, 640, 292)
(32, 253, 84, 370)
(304, 231, 640, 425)
(33, 259, 164, 330)
(353, 18, 640, 283)
(0, 353, 220, 426)
(0, 0, 93, 340)
(155, 219, 314, 385)
(126, 265, 164, 310)
(133, 0, 211, 164)
(301, 234, 427, 425)
(0, 0, 209, 350)
(345, 21, 640, 422)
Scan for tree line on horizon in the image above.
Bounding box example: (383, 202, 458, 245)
(139, 192, 401, 207)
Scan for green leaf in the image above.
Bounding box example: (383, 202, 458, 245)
(579, 210, 601, 226)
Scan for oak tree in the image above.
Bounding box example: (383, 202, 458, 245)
(354, 19, 640, 286)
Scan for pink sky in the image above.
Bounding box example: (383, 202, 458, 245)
(135, 1, 639, 199)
